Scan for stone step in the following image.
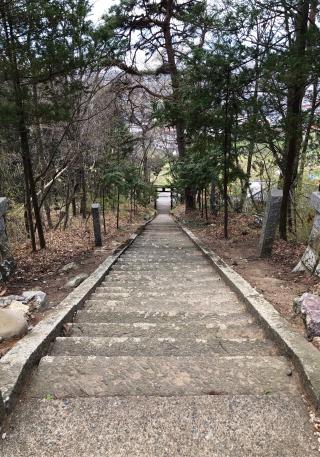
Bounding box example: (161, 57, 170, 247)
(96, 281, 223, 293)
(117, 257, 205, 263)
(110, 265, 214, 272)
(2, 395, 317, 456)
(89, 288, 236, 301)
(28, 355, 297, 398)
(121, 249, 203, 254)
(136, 236, 191, 240)
(112, 260, 211, 266)
(70, 320, 264, 339)
(75, 309, 250, 324)
(101, 277, 222, 286)
(82, 299, 244, 315)
(128, 247, 198, 251)
(52, 336, 277, 357)
(133, 242, 195, 246)
(106, 269, 216, 276)
(90, 291, 231, 301)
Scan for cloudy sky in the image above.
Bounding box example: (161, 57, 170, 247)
(90, 0, 117, 22)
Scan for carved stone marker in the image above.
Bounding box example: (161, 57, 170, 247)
(294, 192, 320, 276)
(258, 189, 283, 257)
(0, 197, 15, 281)
(91, 203, 102, 247)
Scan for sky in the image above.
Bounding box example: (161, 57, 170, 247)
(90, 0, 117, 22)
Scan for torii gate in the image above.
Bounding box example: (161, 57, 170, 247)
(153, 186, 175, 210)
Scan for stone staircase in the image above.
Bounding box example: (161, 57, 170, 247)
(1, 197, 318, 456)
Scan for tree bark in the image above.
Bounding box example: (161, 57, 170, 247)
(279, 0, 310, 239)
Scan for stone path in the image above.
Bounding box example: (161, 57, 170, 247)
(1, 195, 319, 456)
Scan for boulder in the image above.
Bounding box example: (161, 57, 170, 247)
(0, 308, 28, 340)
(22, 290, 47, 310)
(64, 273, 89, 289)
(293, 292, 320, 340)
(7, 300, 29, 317)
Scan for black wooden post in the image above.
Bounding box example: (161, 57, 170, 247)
(91, 203, 102, 247)
(170, 188, 173, 209)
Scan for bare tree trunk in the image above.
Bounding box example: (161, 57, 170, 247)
(102, 187, 107, 235)
(80, 167, 87, 219)
(63, 182, 70, 230)
(279, 0, 310, 239)
(162, 5, 195, 211)
(205, 187, 208, 221)
(223, 66, 232, 239)
(116, 188, 120, 229)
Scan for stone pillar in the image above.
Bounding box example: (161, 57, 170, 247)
(258, 189, 283, 257)
(294, 192, 320, 276)
(91, 203, 102, 247)
(0, 197, 15, 281)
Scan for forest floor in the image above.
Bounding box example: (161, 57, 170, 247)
(0, 209, 153, 357)
(174, 205, 320, 343)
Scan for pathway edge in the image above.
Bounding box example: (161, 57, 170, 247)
(0, 214, 155, 425)
(178, 221, 320, 410)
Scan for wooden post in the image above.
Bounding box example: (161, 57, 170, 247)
(91, 203, 102, 247)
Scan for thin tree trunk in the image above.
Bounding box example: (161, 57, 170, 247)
(223, 66, 232, 239)
(205, 187, 208, 221)
(116, 188, 120, 229)
(63, 182, 70, 230)
(102, 187, 107, 235)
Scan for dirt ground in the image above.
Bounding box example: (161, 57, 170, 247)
(0, 210, 152, 357)
(174, 206, 319, 340)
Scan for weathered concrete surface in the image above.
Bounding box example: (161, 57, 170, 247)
(1, 396, 318, 457)
(52, 336, 277, 356)
(28, 355, 296, 398)
(70, 320, 265, 339)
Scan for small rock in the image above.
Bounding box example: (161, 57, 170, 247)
(64, 273, 89, 289)
(60, 262, 78, 273)
(22, 290, 48, 310)
(0, 308, 28, 340)
(0, 295, 24, 308)
(286, 369, 293, 376)
(312, 337, 320, 349)
(2, 433, 6, 440)
(293, 296, 303, 314)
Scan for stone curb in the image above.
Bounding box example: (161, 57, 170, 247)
(0, 214, 155, 425)
(178, 221, 320, 410)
